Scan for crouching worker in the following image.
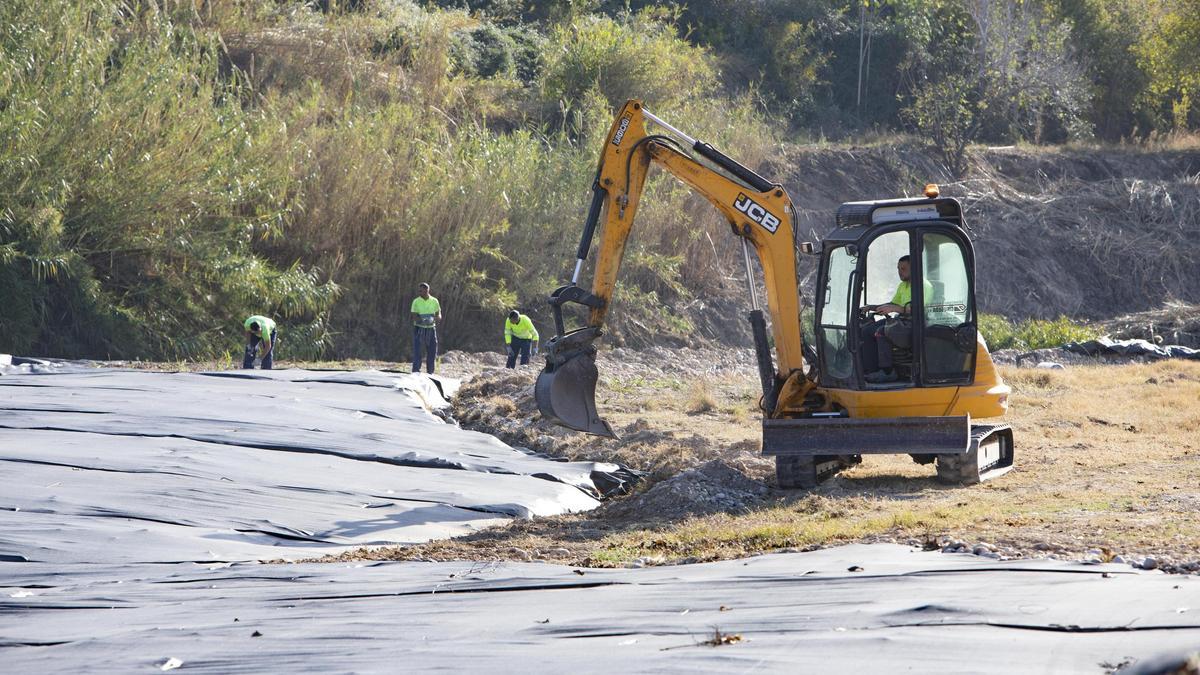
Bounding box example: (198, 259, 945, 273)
(243, 315, 278, 370)
(504, 310, 539, 368)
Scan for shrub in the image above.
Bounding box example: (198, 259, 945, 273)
(450, 23, 516, 78)
(0, 0, 336, 359)
(979, 313, 1098, 351)
(537, 10, 717, 119)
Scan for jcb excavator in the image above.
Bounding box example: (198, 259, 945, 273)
(536, 100, 1014, 488)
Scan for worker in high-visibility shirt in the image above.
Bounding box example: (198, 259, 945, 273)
(503, 310, 539, 369)
(242, 315, 277, 370)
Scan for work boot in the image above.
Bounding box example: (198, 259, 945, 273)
(865, 369, 897, 383)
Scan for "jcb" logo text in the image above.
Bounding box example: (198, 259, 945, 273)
(611, 116, 632, 146)
(734, 193, 780, 233)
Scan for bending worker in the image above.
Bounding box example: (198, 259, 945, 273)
(410, 282, 442, 374)
(243, 315, 277, 370)
(504, 310, 539, 369)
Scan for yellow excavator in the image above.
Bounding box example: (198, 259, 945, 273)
(536, 100, 1013, 488)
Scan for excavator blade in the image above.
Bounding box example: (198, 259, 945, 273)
(535, 351, 615, 438)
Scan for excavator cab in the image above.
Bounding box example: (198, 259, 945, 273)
(814, 195, 979, 392)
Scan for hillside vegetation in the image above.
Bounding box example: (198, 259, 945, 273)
(2, 0, 1198, 360)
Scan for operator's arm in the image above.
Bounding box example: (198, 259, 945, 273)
(867, 283, 910, 315)
(869, 302, 905, 315)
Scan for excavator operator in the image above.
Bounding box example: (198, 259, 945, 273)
(860, 255, 916, 383)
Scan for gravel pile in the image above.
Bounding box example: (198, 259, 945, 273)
(597, 460, 769, 523)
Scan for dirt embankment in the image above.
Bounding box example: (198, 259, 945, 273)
(776, 145, 1200, 322)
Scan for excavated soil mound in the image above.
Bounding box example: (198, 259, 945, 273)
(450, 352, 773, 490)
(597, 459, 769, 523)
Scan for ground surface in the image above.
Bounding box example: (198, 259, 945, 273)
(6, 545, 1198, 673)
(337, 348, 1200, 574)
(3, 359, 1199, 672)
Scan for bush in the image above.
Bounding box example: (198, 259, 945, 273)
(979, 313, 1098, 351)
(537, 10, 717, 119)
(450, 23, 516, 78)
(0, 0, 336, 359)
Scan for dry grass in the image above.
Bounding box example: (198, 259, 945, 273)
(684, 379, 718, 414)
(341, 359, 1200, 568)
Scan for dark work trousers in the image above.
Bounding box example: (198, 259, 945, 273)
(243, 330, 278, 370)
(412, 325, 438, 374)
(859, 319, 892, 373)
(506, 337, 531, 368)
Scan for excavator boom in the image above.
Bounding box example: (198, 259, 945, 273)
(536, 100, 804, 436)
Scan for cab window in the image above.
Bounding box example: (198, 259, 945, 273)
(817, 245, 855, 382)
(864, 231, 910, 310)
(920, 232, 974, 383)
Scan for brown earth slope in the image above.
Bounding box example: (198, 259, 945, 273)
(776, 146, 1200, 322)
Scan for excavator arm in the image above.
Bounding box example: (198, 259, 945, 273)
(536, 100, 807, 437)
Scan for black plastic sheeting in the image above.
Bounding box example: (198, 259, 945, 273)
(0, 366, 634, 563)
(2, 365, 1198, 671)
(3, 545, 1199, 672)
(1067, 337, 1200, 360)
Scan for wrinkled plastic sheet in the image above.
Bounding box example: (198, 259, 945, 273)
(1067, 337, 1200, 360)
(2, 365, 1198, 671)
(0, 366, 634, 564)
(3, 544, 1199, 672)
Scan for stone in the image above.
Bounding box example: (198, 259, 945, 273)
(505, 547, 532, 561)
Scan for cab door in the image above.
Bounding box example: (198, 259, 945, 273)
(814, 245, 856, 388)
(917, 228, 977, 385)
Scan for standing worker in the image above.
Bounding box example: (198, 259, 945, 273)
(410, 282, 442, 374)
(504, 310, 539, 369)
(243, 315, 277, 370)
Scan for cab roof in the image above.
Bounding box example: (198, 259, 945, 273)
(824, 197, 966, 245)
(835, 196, 963, 228)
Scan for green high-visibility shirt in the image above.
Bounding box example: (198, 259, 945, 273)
(243, 315, 276, 338)
(890, 280, 935, 308)
(504, 314, 539, 344)
(411, 296, 441, 327)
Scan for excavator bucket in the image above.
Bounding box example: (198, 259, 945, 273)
(535, 351, 615, 438)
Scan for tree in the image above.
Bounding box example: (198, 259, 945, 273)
(964, 0, 1093, 142)
(1136, 0, 1200, 131)
(1051, 0, 1153, 140)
